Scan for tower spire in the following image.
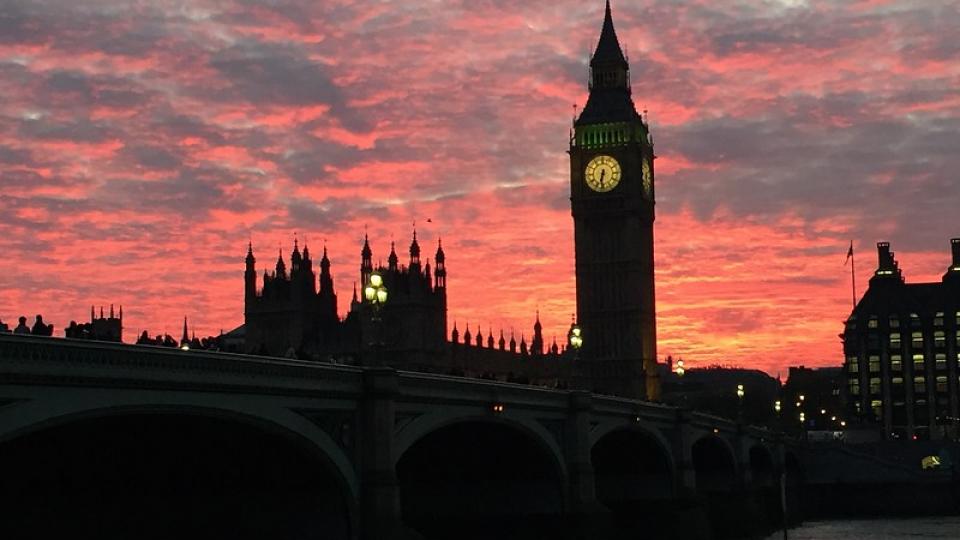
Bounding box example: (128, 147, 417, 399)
(593, 0, 627, 67)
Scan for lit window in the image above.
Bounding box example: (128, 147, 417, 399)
(889, 333, 901, 347)
(891, 355, 903, 371)
(912, 332, 924, 349)
(934, 331, 945, 348)
(869, 356, 881, 372)
(911, 313, 920, 327)
(848, 358, 859, 373)
(955, 330, 960, 346)
(868, 316, 878, 328)
(913, 354, 925, 370)
(870, 377, 882, 394)
(889, 316, 900, 328)
(849, 379, 860, 395)
(934, 312, 944, 326)
(936, 376, 948, 393)
(871, 400, 883, 418)
(892, 377, 904, 386)
(935, 353, 947, 370)
(915, 376, 926, 393)
(956, 311, 960, 325)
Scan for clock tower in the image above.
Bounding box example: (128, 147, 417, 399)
(570, 1, 658, 400)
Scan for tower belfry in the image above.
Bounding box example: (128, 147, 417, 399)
(569, 1, 659, 400)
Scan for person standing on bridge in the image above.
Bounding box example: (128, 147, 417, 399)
(13, 316, 30, 334)
(31, 315, 53, 336)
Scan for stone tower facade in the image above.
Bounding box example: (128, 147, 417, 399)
(569, 1, 659, 399)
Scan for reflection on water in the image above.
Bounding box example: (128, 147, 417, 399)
(766, 516, 960, 539)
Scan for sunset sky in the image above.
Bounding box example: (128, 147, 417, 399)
(1, 0, 958, 375)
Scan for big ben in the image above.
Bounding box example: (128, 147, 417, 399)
(570, 1, 658, 400)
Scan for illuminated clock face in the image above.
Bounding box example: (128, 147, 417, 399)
(585, 155, 621, 192)
(642, 157, 652, 197)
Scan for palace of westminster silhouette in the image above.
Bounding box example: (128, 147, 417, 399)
(236, 2, 660, 399)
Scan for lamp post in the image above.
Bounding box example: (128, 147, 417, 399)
(735, 383, 745, 422)
(567, 323, 583, 390)
(675, 358, 685, 377)
(567, 323, 583, 351)
(364, 271, 388, 365)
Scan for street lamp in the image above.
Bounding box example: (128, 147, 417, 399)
(676, 358, 685, 377)
(567, 323, 583, 351)
(774, 400, 781, 413)
(364, 272, 388, 306)
(364, 271, 388, 365)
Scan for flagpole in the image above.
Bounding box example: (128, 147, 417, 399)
(850, 243, 857, 310)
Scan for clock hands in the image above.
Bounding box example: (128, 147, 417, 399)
(599, 169, 606, 188)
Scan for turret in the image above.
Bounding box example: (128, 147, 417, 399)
(498, 329, 506, 351)
(388, 242, 399, 272)
(509, 331, 517, 353)
(944, 238, 960, 282)
(531, 311, 544, 355)
(301, 241, 313, 276)
(434, 238, 446, 289)
(409, 229, 421, 272)
(319, 244, 337, 320)
(275, 248, 287, 280)
(464, 323, 472, 346)
(291, 238, 302, 273)
(451, 321, 460, 344)
(487, 327, 494, 349)
(475, 327, 483, 348)
(319, 245, 334, 294)
(361, 234, 373, 286)
(245, 242, 258, 301)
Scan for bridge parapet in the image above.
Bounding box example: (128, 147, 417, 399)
(0, 333, 365, 396)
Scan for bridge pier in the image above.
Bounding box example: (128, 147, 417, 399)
(360, 368, 420, 540)
(564, 392, 617, 538)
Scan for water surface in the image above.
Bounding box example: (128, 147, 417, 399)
(765, 516, 960, 539)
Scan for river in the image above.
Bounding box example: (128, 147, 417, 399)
(765, 516, 960, 539)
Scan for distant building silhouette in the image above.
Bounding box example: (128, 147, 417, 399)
(65, 305, 122, 342)
(236, 231, 570, 384)
(843, 239, 960, 440)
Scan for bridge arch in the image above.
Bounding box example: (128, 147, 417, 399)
(0, 402, 358, 539)
(589, 425, 676, 537)
(395, 415, 567, 540)
(590, 425, 676, 507)
(692, 434, 739, 493)
(394, 410, 566, 474)
(749, 443, 776, 488)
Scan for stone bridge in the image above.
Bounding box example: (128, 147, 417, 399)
(0, 334, 803, 539)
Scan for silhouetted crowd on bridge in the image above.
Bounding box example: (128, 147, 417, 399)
(135, 330, 224, 351)
(0, 315, 54, 336)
